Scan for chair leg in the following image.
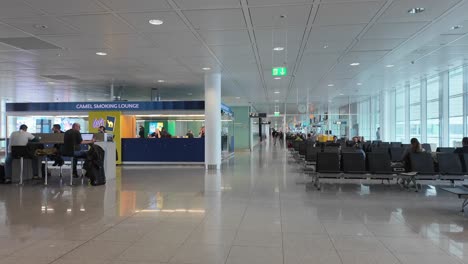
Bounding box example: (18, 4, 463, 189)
(19, 157, 24, 185)
(44, 157, 48, 186)
(80, 160, 84, 185)
(70, 157, 74, 186)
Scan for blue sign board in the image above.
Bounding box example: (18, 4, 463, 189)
(6, 101, 206, 112)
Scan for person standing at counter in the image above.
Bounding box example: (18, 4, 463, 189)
(149, 129, 161, 138)
(98, 126, 106, 133)
(186, 130, 194, 138)
(160, 127, 171, 138)
(63, 123, 95, 178)
(199, 126, 205, 138)
(4, 125, 37, 184)
(138, 126, 145, 138)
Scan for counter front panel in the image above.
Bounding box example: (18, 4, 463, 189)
(121, 138, 204, 163)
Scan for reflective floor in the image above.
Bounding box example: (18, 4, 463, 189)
(0, 143, 468, 264)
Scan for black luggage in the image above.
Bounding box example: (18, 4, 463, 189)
(0, 164, 5, 183)
(84, 144, 106, 186)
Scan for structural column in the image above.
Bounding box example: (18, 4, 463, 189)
(205, 72, 222, 170)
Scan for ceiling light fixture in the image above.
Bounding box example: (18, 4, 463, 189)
(274, 77, 281, 80)
(323, 45, 329, 49)
(157, 80, 165, 83)
(408, 7, 425, 14)
(34, 24, 48, 29)
(339, 93, 344, 96)
(357, 83, 362, 86)
(350, 62, 360, 66)
(451, 25, 463, 30)
(96, 52, 107, 56)
(187, 93, 193, 96)
(149, 19, 164, 25)
(273, 47, 284, 51)
(274, 91, 280, 94)
(202, 67, 211, 71)
(235, 97, 240, 99)
(328, 84, 334, 87)
(386, 64, 394, 68)
(274, 100, 279, 102)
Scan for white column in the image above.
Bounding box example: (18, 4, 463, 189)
(110, 83, 114, 101)
(205, 72, 222, 170)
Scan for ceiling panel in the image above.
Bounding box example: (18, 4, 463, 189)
(183, 9, 246, 30)
(352, 38, 406, 51)
(0, 1, 43, 18)
(198, 30, 251, 46)
(378, 0, 462, 23)
(247, 0, 312, 6)
(174, 0, 240, 10)
(0, 23, 32, 38)
(97, 0, 171, 12)
(308, 24, 365, 42)
(315, 1, 383, 26)
(119, 11, 189, 33)
(60, 14, 135, 35)
(209, 45, 254, 61)
(41, 35, 110, 50)
(249, 5, 312, 28)
(1, 16, 79, 36)
(363, 22, 428, 39)
(24, 0, 106, 15)
(104, 34, 157, 52)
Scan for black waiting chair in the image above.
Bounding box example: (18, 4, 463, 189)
(299, 143, 307, 156)
(390, 142, 402, 148)
(389, 147, 405, 162)
(436, 147, 455, 153)
(399, 153, 435, 191)
(437, 153, 465, 184)
(402, 144, 410, 149)
(305, 146, 320, 163)
(379, 142, 390, 148)
(316, 152, 341, 174)
(323, 146, 340, 153)
(341, 147, 358, 153)
(462, 153, 468, 173)
(342, 152, 367, 174)
(61, 147, 86, 186)
(367, 152, 393, 175)
(421, 143, 432, 153)
(372, 147, 389, 153)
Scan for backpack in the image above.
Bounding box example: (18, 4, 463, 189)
(83, 144, 106, 186)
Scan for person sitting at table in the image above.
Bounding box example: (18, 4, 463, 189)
(4, 124, 38, 183)
(199, 126, 205, 138)
(63, 123, 95, 178)
(160, 127, 172, 138)
(51, 124, 64, 167)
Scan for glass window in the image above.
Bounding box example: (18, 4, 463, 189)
(396, 88, 405, 107)
(449, 96, 463, 117)
(449, 116, 463, 147)
(449, 67, 463, 96)
(409, 82, 420, 104)
(427, 76, 440, 101)
(396, 108, 405, 121)
(427, 118, 439, 147)
(427, 101, 439, 119)
(410, 104, 420, 121)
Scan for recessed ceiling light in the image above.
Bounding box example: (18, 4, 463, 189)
(339, 93, 344, 96)
(451, 25, 463, 30)
(274, 91, 280, 94)
(357, 83, 362, 86)
(386, 64, 395, 68)
(149, 19, 164, 25)
(274, 100, 279, 102)
(157, 80, 165, 83)
(48, 81, 54, 84)
(202, 67, 211, 71)
(96, 52, 107, 56)
(273, 47, 284, 51)
(187, 93, 193, 96)
(274, 77, 281, 80)
(323, 45, 329, 49)
(408, 7, 425, 14)
(328, 84, 334, 87)
(235, 97, 240, 99)
(350, 62, 360, 66)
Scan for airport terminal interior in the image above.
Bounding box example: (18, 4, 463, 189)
(2, 0, 468, 263)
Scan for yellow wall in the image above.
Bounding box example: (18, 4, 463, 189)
(121, 115, 136, 139)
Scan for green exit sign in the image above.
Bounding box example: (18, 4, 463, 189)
(274, 111, 280, 116)
(272, 67, 287, 76)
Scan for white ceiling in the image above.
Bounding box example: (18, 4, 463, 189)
(0, 0, 468, 114)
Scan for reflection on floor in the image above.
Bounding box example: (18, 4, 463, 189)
(0, 142, 467, 264)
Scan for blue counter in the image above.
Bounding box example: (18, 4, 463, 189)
(121, 138, 204, 163)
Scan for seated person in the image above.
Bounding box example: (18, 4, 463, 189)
(138, 126, 145, 138)
(98, 126, 106, 133)
(149, 129, 161, 138)
(401, 138, 424, 171)
(51, 124, 64, 166)
(454, 137, 468, 154)
(160, 127, 171, 138)
(326, 136, 340, 147)
(355, 144, 366, 159)
(63, 123, 95, 178)
(4, 125, 37, 183)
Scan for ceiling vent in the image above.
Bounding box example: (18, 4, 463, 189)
(0, 37, 61, 50)
(41, 75, 77, 80)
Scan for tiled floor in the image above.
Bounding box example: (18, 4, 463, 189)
(0, 143, 468, 263)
